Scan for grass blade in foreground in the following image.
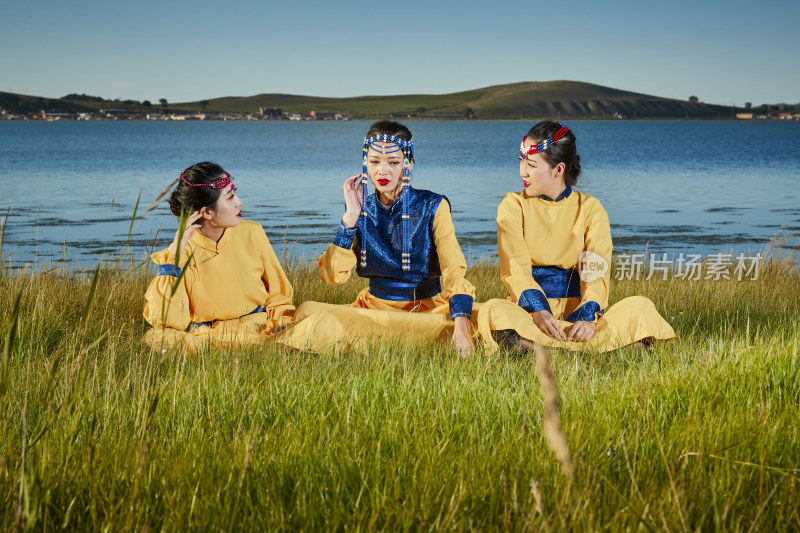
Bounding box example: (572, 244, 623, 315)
(534, 343, 573, 478)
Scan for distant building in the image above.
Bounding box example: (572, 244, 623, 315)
(41, 111, 74, 120)
(310, 110, 342, 120)
(259, 107, 283, 118)
(736, 113, 754, 119)
(100, 109, 129, 117)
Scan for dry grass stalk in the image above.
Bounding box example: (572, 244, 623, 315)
(534, 343, 573, 478)
(239, 427, 259, 489)
(529, 479, 544, 516)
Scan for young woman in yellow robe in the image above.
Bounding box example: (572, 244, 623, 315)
(143, 162, 294, 352)
(477, 121, 675, 352)
(276, 121, 476, 356)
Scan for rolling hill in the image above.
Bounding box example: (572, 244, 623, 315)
(170, 81, 737, 119)
(2, 81, 745, 119)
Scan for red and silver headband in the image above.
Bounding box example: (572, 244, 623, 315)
(519, 122, 570, 159)
(180, 169, 235, 190)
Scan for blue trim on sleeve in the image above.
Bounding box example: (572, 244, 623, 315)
(448, 294, 473, 320)
(518, 289, 551, 314)
(566, 301, 604, 322)
(157, 264, 181, 277)
(333, 221, 358, 249)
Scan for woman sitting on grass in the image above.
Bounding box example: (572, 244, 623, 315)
(277, 121, 475, 356)
(143, 162, 294, 352)
(477, 121, 675, 352)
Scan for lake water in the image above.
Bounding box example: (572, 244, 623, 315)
(1, 120, 799, 270)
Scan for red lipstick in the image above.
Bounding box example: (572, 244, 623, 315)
(378, 179, 389, 186)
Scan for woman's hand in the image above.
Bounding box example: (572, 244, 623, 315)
(168, 211, 203, 257)
(531, 310, 567, 340)
(342, 174, 365, 227)
(567, 320, 596, 342)
(452, 316, 472, 358)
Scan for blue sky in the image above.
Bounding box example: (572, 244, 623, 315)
(2, 0, 797, 105)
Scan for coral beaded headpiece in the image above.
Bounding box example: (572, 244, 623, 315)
(180, 169, 235, 191)
(360, 134, 415, 270)
(519, 122, 570, 158)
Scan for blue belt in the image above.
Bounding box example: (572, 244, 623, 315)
(368, 277, 441, 301)
(190, 305, 265, 330)
(532, 266, 581, 299)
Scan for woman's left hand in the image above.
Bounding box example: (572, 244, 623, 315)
(567, 320, 596, 341)
(452, 316, 472, 357)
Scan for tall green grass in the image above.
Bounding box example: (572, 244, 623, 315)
(1, 249, 799, 530)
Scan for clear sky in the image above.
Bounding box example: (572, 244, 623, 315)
(2, 0, 797, 106)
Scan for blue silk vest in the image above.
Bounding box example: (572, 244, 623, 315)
(356, 187, 445, 287)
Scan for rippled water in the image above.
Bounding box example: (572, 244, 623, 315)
(1, 120, 798, 269)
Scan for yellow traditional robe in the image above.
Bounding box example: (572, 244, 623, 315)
(143, 220, 294, 352)
(276, 199, 477, 353)
(477, 188, 675, 352)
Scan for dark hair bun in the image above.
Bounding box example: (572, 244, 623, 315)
(570, 153, 582, 182)
(168, 190, 184, 217)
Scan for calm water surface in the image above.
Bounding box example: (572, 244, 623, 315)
(1, 120, 799, 269)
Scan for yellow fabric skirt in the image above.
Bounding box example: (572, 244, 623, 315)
(477, 295, 675, 353)
(275, 287, 478, 354)
(143, 312, 292, 354)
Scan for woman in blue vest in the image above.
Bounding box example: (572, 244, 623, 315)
(277, 121, 475, 356)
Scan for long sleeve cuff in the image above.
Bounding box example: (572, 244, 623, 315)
(333, 221, 358, 249)
(449, 294, 473, 320)
(518, 289, 551, 314)
(566, 301, 604, 322)
(157, 264, 181, 277)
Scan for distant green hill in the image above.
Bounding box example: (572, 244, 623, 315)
(0, 92, 97, 114)
(2, 81, 743, 119)
(171, 81, 738, 119)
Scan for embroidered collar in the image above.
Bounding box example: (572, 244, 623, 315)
(537, 186, 572, 202)
(372, 185, 413, 214)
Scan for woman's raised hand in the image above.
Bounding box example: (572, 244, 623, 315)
(342, 174, 365, 227)
(532, 309, 567, 340)
(168, 211, 203, 257)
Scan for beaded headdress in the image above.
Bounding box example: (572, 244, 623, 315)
(519, 122, 570, 158)
(180, 169, 235, 191)
(360, 134, 415, 270)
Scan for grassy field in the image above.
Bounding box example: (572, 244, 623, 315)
(1, 250, 799, 530)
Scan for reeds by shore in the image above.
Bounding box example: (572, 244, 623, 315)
(1, 252, 799, 530)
